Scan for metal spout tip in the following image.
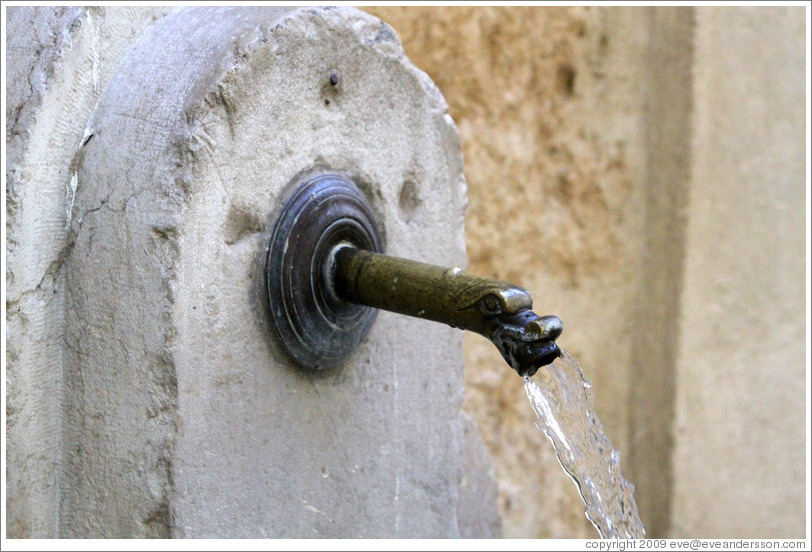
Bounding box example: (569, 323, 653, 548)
(518, 343, 561, 378)
(527, 315, 564, 341)
(488, 311, 563, 378)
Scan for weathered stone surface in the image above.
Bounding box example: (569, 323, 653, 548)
(368, 6, 650, 538)
(368, 6, 807, 539)
(55, 6, 492, 537)
(457, 413, 503, 538)
(5, 6, 171, 538)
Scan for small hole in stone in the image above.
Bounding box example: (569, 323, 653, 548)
(325, 99, 330, 106)
(398, 179, 421, 221)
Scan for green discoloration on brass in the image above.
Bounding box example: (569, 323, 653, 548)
(333, 247, 562, 376)
(265, 175, 562, 376)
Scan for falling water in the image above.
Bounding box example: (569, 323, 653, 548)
(524, 350, 645, 539)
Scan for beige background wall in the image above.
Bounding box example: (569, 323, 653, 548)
(671, 7, 807, 538)
(368, 6, 807, 539)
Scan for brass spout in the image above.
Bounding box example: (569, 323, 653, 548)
(332, 246, 562, 377)
(264, 173, 563, 373)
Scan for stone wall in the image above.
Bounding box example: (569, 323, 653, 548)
(369, 5, 807, 539)
(368, 6, 651, 538)
(5, 6, 499, 538)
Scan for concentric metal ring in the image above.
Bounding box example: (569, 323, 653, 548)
(265, 174, 383, 369)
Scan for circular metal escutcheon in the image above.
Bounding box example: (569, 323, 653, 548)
(265, 174, 383, 369)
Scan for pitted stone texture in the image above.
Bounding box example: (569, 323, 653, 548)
(60, 6, 496, 537)
(368, 6, 650, 538)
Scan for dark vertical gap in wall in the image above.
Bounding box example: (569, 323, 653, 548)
(627, 6, 694, 539)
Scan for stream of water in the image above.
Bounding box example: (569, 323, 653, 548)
(524, 349, 645, 539)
